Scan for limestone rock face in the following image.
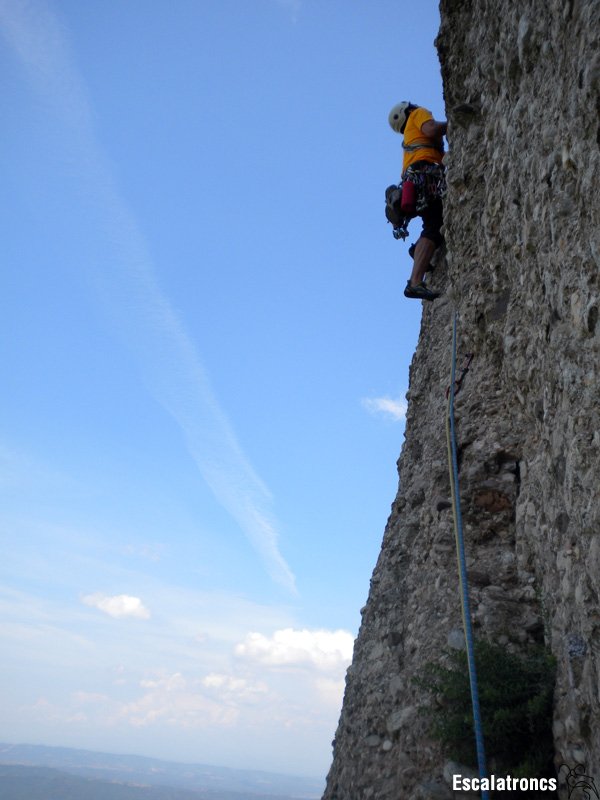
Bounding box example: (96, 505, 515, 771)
(322, 1, 600, 798)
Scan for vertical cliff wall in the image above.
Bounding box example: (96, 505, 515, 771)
(323, 1, 600, 798)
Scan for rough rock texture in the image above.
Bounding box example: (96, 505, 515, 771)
(323, 1, 600, 798)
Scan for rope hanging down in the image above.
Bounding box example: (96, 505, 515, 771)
(445, 313, 489, 800)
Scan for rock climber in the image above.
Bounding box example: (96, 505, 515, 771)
(388, 101, 447, 301)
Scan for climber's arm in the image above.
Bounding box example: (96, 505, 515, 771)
(421, 118, 448, 138)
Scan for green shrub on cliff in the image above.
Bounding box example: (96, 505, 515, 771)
(416, 640, 556, 777)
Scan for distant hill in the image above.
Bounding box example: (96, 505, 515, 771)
(0, 744, 322, 799)
(0, 764, 301, 800)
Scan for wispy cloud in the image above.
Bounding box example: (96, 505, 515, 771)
(361, 394, 407, 422)
(82, 593, 151, 620)
(0, 1, 295, 592)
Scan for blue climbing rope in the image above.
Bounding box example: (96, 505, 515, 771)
(445, 312, 489, 800)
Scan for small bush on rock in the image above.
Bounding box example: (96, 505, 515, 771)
(416, 640, 556, 777)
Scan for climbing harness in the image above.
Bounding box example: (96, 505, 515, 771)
(402, 140, 445, 155)
(445, 314, 489, 800)
(384, 165, 446, 240)
(402, 163, 446, 213)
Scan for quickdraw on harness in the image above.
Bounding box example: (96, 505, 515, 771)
(384, 184, 410, 240)
(402, 162, 446, 213)
(385, 136, 445, 238)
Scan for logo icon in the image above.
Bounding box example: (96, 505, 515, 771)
(560, 764, 600, 800)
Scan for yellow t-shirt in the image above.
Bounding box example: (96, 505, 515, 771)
(402, 107, 444, 172)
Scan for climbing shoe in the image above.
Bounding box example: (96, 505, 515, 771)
(404, 280, 440, 301)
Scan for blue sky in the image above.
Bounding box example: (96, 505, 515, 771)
(0, 0, 443, 780)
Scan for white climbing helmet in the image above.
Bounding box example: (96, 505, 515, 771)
(388, 101, 411, 134)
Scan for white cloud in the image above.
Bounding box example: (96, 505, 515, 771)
(16, 629, 346, 774)
(82, 593, 151, 620)
(139, 673, 185, 691)
(202, 673, 268, 702)
(0, 0, 296, 594)
(362, 394, 407, 422)
(234, 628, 354, 671)
(118, 672, 239, 729)
(27, 668, 267, 733)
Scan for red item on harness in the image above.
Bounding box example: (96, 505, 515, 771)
(401, 180, 416, 216)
